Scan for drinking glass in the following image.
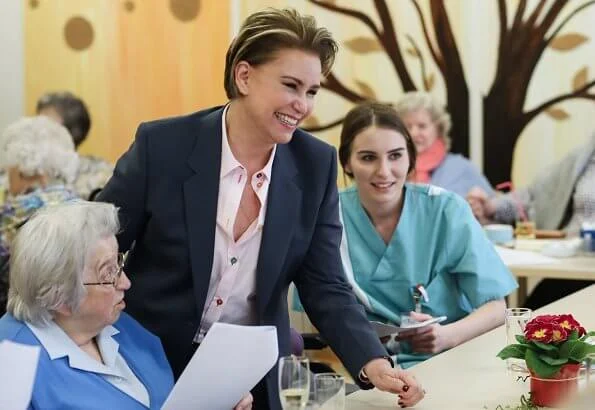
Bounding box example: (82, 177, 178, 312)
(278, 356, 310, 409)
(314, 373, 345, 410)
(505, 307, 532, 372)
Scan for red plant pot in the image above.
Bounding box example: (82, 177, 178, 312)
(529, 363, 581, 407)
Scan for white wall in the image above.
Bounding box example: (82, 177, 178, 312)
(0, 2, 24, 130)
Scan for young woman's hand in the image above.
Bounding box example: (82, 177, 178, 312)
(396, 312, 455, 354)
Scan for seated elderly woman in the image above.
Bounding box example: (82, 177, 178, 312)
(0, 201, 174, 409)
(36, 91, 113, 200)
(394, 92, 493, 197)
(467, 131, 595, 309)
(335, 101, 517, 368)
(0, 116, 79, 314)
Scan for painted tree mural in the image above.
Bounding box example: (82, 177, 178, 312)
(307, 0, 595, 185)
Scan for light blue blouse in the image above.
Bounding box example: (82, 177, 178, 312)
(340, 184, 517, 367)
(430, 153, 494, 197)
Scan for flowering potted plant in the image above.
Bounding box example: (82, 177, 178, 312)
(497, 314, 595, 407)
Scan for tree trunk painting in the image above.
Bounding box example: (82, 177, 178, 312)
(307, 0, 595, 185)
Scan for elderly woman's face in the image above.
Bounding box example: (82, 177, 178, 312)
(7, 167, 47, 196)
(77, 235, 130, 331)
(402, 109, 440, 154)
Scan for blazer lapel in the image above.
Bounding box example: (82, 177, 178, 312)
(256, 143, 301, 316)
(183, 108, 224, 318)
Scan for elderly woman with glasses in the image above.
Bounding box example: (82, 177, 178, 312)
(0, 201, 174, 409)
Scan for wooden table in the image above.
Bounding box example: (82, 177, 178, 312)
(506, 255, 595, 306)
(346, 285, 595, 409)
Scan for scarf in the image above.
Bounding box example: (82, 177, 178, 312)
(410, 138, 447, 183)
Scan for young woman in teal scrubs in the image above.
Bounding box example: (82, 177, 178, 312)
(337, 102, 518, 368)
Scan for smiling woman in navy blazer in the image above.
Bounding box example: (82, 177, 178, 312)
(98, 8, 424, 409)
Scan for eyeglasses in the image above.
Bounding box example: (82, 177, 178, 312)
(83, 252, 128, 287)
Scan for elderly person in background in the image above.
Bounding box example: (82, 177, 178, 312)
(467, 131, 595, 309)
(0, 116, 78, 314)
(394, 91, 493, 197)
(0, 201, 174, 409)
(36, 91, 113, 200)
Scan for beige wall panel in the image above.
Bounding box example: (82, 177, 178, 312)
(26, 0, 230, 163)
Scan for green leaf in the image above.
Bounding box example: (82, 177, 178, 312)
(525, 349, 561, 378)
(567, 341, 595, 362)
(559, 339, 575, 359)
(568, 330, 579, 341)
(531, 341, 557, 352)
(515, 335, 527, 344)
(497, 345, 527, 360)
(538, 354, 568, 366)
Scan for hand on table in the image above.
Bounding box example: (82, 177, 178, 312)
(363, 358, 425, 408)
(466, 187, 494, 225)
(396, 312, 454, 354)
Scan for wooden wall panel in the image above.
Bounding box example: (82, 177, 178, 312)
(25, 0, 230, 163)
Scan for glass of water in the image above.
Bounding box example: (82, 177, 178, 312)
(505, 307, 532, 372)
(314, 373, 345, 410)
(278, 356, 310, 409)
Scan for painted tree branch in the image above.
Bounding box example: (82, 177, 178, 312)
(406, 35, 430, 91)
(410, 0, 442, 71)
(544, 0, 595, 46)
(510, 0, 528, 38)
(537, 0, 568, 39)
(308, 0, 381, 38)
(374, 0, 417, 91)
(322, 72, 366, 103)
(523, 79, 595, 124)
(525, 0, 548, 28)
(430, 0, 466, 83)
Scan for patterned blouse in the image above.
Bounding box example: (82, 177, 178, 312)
(0, 185, 77, 315)
(73, 155, 113, 200)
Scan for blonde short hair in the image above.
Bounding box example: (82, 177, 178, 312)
(394, 92, 452, 150)
(7, 201, 119, 325)
(224, 8, 338, 99)
(0, 116, 79, 184)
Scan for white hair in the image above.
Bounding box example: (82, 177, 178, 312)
(394, 91, 452, 150)
(0, 116, 79, 184)
(7, 201, 120, 325)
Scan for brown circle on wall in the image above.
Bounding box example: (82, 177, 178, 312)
(29, 0, 40, 9)
(169, 0, 200, 22)
(64, 16, 94, 51)
(124, 1, 135, 12)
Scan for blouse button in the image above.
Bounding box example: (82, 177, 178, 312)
(216, 297, 223, 306)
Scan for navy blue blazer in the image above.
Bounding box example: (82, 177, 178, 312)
(98, 107, 387, 408)
(0, 312, 173, 409)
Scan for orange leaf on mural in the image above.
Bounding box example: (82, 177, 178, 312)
(302, 115, 320, 128)
(344, 37, 383, 54)
(572, 67, 588, 91)
(406, 48, 420, 58)
(549, 33, 589, 51)
(545, 107, 570, 121)
(354, 80, 377, 100)
(424, 73, 435, 91)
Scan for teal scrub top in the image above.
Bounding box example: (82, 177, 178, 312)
(340, 184, 517, 367)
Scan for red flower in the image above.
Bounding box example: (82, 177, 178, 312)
(550, 324, 568, 343)
(533, 314, 559, 323)
(525, 322, 554, 343)
(556, 314, 586, 337)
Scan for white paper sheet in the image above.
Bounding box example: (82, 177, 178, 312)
(0, 340, 40, 410)
(162, 323, 278, 410)
(495, 246, 562, 266)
